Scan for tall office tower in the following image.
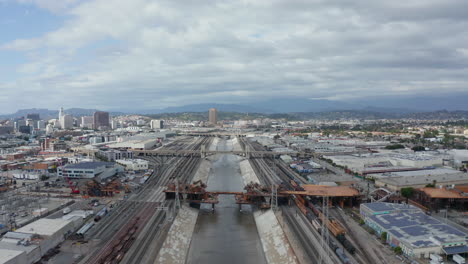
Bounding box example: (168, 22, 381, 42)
(81, 116, 94, 129)
(26, 113, 40, 121)
(150, 120, 164, 129)
(60, 114, 73, 129)
(58, 107, 64, 119)
(93, 111, 110, 130)
(209, 108, 218, 124)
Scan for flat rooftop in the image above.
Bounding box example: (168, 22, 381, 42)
(371, 168, 460, 178)
(369, 210, 467, 249)
(15, 218, 72, 236)
(0, 248, 25, 264)
(371, 169, 468, 187)
(362, 202, 418, 213)
(64, 162, 114, 169)
(301, 185, 360, 197)
(420, 187, 466, 199)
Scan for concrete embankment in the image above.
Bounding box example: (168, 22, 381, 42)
(208, 137, 220, 151)
(229, 136, 243, 152)
(239, 159, 298, 264)
(154, 145, 215, 263)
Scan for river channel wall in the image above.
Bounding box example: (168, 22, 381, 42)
(238, 156, 298, 264)
(154, 149, 214, 263)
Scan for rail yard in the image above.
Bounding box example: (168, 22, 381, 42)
(1, 133, 466, 264)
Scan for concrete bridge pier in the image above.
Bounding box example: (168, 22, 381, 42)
(201, 145, 207, 158)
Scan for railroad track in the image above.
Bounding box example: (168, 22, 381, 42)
(122, 200, 175, 264)
(239, 137, 349, 264)
(81, 136, 212, 264)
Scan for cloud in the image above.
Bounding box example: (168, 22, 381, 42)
(13, 0, 83, 13)
(1, 0, 468, 112)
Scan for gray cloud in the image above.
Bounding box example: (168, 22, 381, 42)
(0, 0, 467, 112)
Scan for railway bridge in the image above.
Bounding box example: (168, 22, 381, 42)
(133, 145, 312, 159)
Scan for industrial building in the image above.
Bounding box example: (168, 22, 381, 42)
(0, 218, 82, 264)
(116, 159, 149, 171)
(97, 149, 134, 161)
(416, 186, 468, 210)
(370, 168, 468, 191)
(107, 139, 158, 150)
(361, 202, 468, 260)
(326, 152, 445, 175)
(57, 161, 123, 179)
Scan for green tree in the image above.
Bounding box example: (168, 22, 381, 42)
(40, 175, 49, 181)
(393, 246, 402, 255)
(412, 146, 425, 152)
(401, 187, 414, 200)
(385, 144, 405, 150)
(381, 232, 388, 242)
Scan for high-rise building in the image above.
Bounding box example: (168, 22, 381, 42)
(150, 120, 164, 129)
(93, 111, 110, 130)
(18, 125, 31, 134)
(111, 120, 119, 130)
(81, 116, 94, 129)
(209, 108, 218, 124)
(58, 107, 64, 119)
(26, 113, 40, 121)
(60, 114, 73, 129)
(26, 119, 35, 127)
(14, 120, 26, 132)
(37, 120, 46, 129)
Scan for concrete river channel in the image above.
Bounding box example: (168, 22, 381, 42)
(186, 139, 267, 264)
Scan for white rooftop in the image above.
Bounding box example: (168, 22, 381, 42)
(0, 248, 24, 264)
(371, 168, 460, 178)
(15, 218, 71, 236)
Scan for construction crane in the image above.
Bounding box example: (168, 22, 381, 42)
(56, 159, 80, 194)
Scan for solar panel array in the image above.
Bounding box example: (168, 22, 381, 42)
(368, 206, 467, 249)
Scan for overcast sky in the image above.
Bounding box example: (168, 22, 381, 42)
(0, 0, 467, 113)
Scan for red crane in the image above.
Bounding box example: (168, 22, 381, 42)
(57, 159, 80, 194)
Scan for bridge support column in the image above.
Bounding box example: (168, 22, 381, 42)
(245, 145, 251, 159)
(201, 144, 206, 158)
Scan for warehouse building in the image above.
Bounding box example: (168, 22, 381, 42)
(57, 162, 123, 179)
(370, 168, 468, 191)
(0, 218, 82, 264)
(326, 152, 445, 175)
(97, 149, 133, 161)
(115, 159, 149, 171)
(361, 203, 468, 259)
(0, 248, 27, 264)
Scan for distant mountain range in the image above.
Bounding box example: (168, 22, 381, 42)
(1, 93, 467, 120)
(130, 94, 468, 114)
